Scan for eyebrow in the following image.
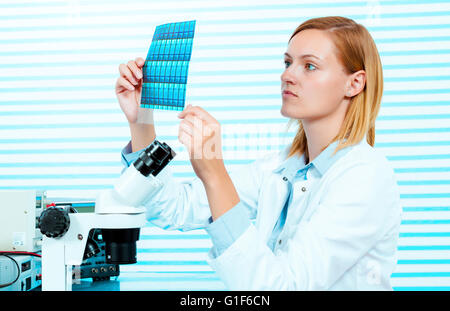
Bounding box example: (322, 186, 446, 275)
(284, 52, 322, 62)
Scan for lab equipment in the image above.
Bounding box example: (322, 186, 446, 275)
(39, 139, 176, 290)
(0, 254, 41, 291)
(0, 190, 45, 253)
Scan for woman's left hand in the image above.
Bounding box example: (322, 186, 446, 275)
(177, 104, 227, 185)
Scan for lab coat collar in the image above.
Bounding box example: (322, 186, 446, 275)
(272, 134, 367, 177)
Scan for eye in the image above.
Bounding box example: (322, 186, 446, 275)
(284, 60, 291, 68)
(305, 63, 317, 71)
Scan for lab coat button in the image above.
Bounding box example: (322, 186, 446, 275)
(278, 239, 282, 245)
(301, 187, 307, 192)
(282, 177, 288, 181)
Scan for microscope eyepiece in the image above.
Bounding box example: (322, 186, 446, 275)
(100, 140, 176, 265)
(133, 140, 176, 177)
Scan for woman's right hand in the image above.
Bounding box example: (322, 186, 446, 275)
(115, 57, 145, 124)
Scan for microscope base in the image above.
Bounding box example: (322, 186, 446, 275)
(42, 212, 146, 291)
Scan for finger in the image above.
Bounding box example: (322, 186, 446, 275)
(127, 60, 143, 80)
(183, 113, 198, 127)
(177, 104, 193, 118)
(179, 105, 215, 124)
(116, 76, 135, 92)
(135, 57, 145, 68)
(178, 128, 193, 150)
(179, 119, 194, 136)
(184, 113, 205, 139)
(119, 63, 139, 85)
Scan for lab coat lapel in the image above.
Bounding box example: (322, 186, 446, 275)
(256, 173, 290, 243)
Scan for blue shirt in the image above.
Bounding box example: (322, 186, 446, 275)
(121, 139, 351, 256)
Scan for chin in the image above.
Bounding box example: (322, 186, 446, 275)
(281, 102, 302, 119)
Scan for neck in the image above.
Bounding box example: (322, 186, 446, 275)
(302, 101, 349, 163)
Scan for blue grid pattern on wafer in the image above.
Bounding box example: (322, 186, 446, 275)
(141, 20, 195, 111)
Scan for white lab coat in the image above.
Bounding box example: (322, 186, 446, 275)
(141, 138, 402, 290)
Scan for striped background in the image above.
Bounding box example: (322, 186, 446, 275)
(1, 0, 449, 290)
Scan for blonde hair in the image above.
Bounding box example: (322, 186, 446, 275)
(285, 16, 383, 163)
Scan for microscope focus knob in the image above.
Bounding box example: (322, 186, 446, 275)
(38, 207, 70, 238)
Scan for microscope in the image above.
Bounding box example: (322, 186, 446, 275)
(38, 140, 176, 291)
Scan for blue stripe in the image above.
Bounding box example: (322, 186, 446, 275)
(401, 193, 450, 199)
(383, 89, 450, 96)
(392, 272, 450, 277)
(2, 70, 450, 89)
(0, 133, 290, 143)
(0, 32, 449, 46)
(400, 232, 450, 237)
(401, 219, 450, 225)
(377, 128, 450, 134)
(0, 143, 449, 155)
(0, 129, 447, 144)
(2, 143, 449, 155)
(0, 97, 450, 109)
(394, 287, 450, 291)
(0, 172, 194, 179)
(135, 260, 208, 266)
(0, 159, 254, 168)
(0, 185, 113, 190)
(398, 245, 450, 250)
(388, 154, 450, 161)
(0, 174, 119, 179)
(0, 137, 130, 143)
(0, 148, 123, 154)
(376, 141, 450, 147)
(113, 276, 220, 282)
(0, 145, 285, 154)
(1, 98, 449, 108)
(2, 108, 450, 120)
(0, 98, 114, 105)
(382, 101, 450, 107)
(403, 206, 450, 212)
(1, 3, 450, 20)
(1, 46, 450, 58)
(0, 162, 120, 167)
(396, 167, 450, 172)
(3, 20, 450, 34)
(1, 92, 449, 106)
(1, 86, 450, 96)
(0, 1, 436, 13)
(398, 259, 450, 264)
(2, 77, 450, 93)
(0, 118, 287, 130)
(120, 271, 215, 274)
(2, 0, 449, 9)
(1, 57, 450, 69)
(138, 248, 210, 253)
(0, 105, 281, 116)
(140, 235, 209, 240)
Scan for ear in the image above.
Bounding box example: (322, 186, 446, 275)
(345, 70, 366, 97)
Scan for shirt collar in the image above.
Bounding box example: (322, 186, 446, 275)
(272, 136, 364, 178)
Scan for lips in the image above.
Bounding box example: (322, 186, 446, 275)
(282, 90, 298, 97)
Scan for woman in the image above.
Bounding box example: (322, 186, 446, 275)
(115, 16, 402, 290)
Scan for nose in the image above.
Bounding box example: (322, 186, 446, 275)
(280, 66, 296, 86)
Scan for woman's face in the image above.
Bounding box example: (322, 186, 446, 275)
(280, 29, 353, 121)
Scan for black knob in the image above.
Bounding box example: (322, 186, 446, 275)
(38, 207, 70, 238)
